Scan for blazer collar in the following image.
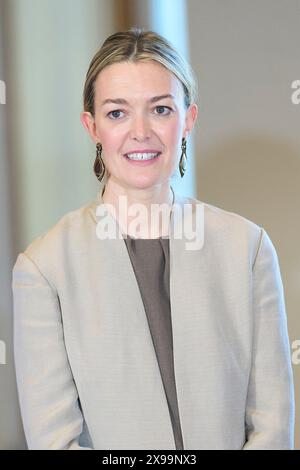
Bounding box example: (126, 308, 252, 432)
(87, 184, 202, 249)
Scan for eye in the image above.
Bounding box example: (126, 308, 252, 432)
(107, 109, 125, 120)
(154, 105, 173, 115)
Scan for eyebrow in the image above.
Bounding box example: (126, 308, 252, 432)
(100, 94, 175, 107)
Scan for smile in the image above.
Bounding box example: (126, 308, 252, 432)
(124, 152, 161, 161)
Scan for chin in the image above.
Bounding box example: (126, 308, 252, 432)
(126, 177, 162, 190)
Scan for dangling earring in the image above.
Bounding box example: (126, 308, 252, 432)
(94, 142, 105, 182)
(179, 137, 187, 178)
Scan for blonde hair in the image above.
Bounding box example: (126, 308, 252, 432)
(83, 27, 198, 117)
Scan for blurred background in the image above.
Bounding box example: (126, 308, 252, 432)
(0, 0, 299, 449)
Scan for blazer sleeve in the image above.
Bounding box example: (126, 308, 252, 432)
(243, 228, 295, 449)
(12, 252, 93, 450)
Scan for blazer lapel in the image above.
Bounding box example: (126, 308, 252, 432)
(87, 189, 175, 448)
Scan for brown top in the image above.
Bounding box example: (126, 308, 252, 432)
(123, 234, 184, 450)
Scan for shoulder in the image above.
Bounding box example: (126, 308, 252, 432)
(182, 194, 264, 262)
(13, 199, 96, 275)
(183, 194, 262, 234)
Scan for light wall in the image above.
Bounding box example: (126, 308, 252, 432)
(3, 0, 119, 252)
(187, 0, 300, 448)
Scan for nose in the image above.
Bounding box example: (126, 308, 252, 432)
(129, 113, 151, 141)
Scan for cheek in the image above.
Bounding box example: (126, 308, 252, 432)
(95, 121, 125, 152)
(156, 117, 182, 143)
(160, 120, 184, 165)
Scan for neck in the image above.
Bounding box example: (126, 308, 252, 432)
(101, 179, 175, 239)
(102, 179, 174, 206)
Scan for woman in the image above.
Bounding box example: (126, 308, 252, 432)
(12, 28, 294, 450)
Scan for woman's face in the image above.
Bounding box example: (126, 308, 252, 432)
(81, 60, 197, 190)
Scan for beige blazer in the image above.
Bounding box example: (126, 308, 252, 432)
(12, 189, 295, 450)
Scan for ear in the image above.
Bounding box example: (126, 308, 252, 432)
(80, 111, 99, 143)
(183, 103, 198, 139)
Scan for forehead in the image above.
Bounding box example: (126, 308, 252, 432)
(94, 60, 184, 102)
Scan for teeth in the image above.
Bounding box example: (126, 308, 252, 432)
(126, 152, 159, 160)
